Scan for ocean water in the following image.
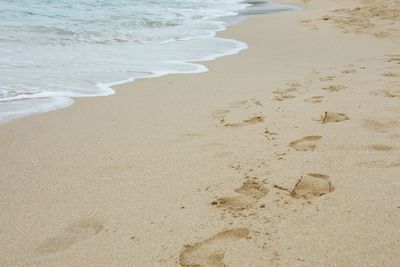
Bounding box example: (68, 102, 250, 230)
(0, 0, 297, 123)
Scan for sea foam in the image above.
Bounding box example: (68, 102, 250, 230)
(0, 0, 297, 124)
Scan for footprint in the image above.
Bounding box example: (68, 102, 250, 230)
(358, 160, 400, 168)
(211, 195, 255, 211)
(291, 173, 333, 200)
(221, 115, 264, 128)
(375, 31, 390, 39)
(368, 144, 396, 151)
(379, 90, 400, 97)
(289, 136, 322, 151)
(212, 178, 268, 211)
(273, 82, 300, 101)
(322, 84, 347, 93)
(274, 94, 295, 101)
(234, 178, 269, 199)
(36, 219, 104, 254)
(213, 99, 264, 128)
(239, 116, 264, 126)
(383, 72, 400, 77)
(304, 96, 324, 104)
(324, 7, 397, 38)
(179, 228, 250, 267)
(362, 119, 400, 133)
(320, 75, 336, 81)
(386, 55, 400, 64)
(342, 69, 356, 74)
(317, 112, 349, 123)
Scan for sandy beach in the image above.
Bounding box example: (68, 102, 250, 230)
(1, 0, 400, 266)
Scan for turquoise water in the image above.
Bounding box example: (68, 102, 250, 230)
(0, 0, 295, 123)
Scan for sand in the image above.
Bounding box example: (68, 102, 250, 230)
(1, 0, 400, 266)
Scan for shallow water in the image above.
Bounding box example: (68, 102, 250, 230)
(0, 0, 297, 123)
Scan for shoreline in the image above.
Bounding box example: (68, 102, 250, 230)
(1, 0, 400, 266)
(0, 0, 298, 125)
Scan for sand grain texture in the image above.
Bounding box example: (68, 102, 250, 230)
(1, 0, 400, 266)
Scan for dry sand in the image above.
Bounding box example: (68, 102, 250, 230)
(1, 0, 400, 266)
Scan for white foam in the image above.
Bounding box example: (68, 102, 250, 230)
(0, 0, 297, 125)
(0, 96, 74, 124)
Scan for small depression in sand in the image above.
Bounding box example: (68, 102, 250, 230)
(304, 96, 324, 104)
(213, 99, 265, 128)
(212, 195, 255, 211)
(36, 218, 104, 254)
(322, 84, 347, 93)
(212, 178, 268, 211)
(291, 173, 333, 200)
(318, 111, 349, 123)
(289, 135, 322, 151)
(234, 178, 269, 199)
(180, 228, 250, 267)
(273, 82, 300, 101)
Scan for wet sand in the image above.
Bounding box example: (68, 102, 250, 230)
(1, 0, 400, 266)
